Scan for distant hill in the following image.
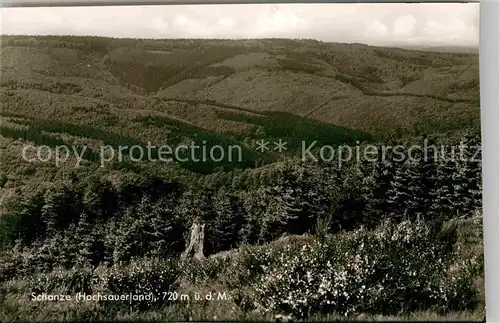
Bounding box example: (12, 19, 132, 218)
(399, 44, 479, 54)
(0, 35, 480, 184)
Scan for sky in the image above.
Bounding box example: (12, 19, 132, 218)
(0, 3, 479, 47)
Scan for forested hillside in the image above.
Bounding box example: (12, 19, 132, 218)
(0, 35, 483, 321)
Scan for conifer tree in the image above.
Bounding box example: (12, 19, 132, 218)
(41, 189, 64, 236)
(363, 156, 396, 225)
(387, 161, 413, 220)
(432, 158, 457, 218)
(212, 187, 235, 253)
(452, 136, 482, 216)
(240, 188, 263, 245)
(75, 211, 94, 266)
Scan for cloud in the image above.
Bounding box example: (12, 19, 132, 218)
(250, 7, 307, 37)
(216, 17, 233, 27)
(393, 15, 417, 37)
(370, 21, 389, 36)
(173, 15, 190, 28)
(416, 18, 476, 46)
(0, 4, 479, 47)
(151, 16, 169, 32)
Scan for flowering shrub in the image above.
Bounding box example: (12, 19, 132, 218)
(437, 254, 483, 311)
(179, 256, 232, 284)
(93, 258, 179, 310)
(30, 266, 94, 295)
(247, 220, 480, 319)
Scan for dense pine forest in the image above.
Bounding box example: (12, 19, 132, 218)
(0, 35, 483, 321)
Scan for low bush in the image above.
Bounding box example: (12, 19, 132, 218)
(93, 258, 180, 310)
(242, 219, 481, 319)
(179, 257, 232, 285)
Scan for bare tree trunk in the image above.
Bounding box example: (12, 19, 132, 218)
(194, 224, 205, 260)
(181, 221, 205, 260)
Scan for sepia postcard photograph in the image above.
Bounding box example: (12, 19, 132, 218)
(0, 2, 484, 321)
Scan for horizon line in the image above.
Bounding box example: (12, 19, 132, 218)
(0, 34, 479, 51)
